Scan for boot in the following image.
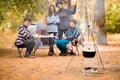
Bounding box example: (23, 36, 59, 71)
(25, 52, 35, 58)
(48, 44, 55, 56)
(70, 51, 76, 56)
(59, 51, 68, 56)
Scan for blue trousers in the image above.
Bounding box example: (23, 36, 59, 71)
(56, 39, 70, 53)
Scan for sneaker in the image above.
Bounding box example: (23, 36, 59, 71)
(48, 52, 53, 56)
(25, 55, 35, 58)
(70, 51, 76, 55)
(59, 53, 64, 56)
(61, 52, 69, 56)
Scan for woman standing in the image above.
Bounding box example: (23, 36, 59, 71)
(46, 5, 60, 56)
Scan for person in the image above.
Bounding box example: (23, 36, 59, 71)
(46, 5, 60, 56)
(56, 19, 80, 56)
(15, 18, 35, 58)
(56, 1, 77, 39)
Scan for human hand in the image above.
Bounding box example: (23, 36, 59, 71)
(71, 0, 77, 5)
(63, 36, 67, 39)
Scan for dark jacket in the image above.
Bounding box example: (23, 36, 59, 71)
(57, 5, 76, 30)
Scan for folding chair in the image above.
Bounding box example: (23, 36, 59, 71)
(67, 34, 84, 56)
(14, 43, 37, 58)
(17, 47, 23, 58)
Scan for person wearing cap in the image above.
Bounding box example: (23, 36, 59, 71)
(56, 19, 80, 56)
(56, 1, 77, 39)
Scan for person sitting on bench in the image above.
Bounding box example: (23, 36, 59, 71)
(56, 19, 80, 56)
(15, 18, 35, 58)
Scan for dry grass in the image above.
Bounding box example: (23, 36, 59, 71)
(107, 34, 120, 41)
(107, 33, 120, 46)
(0, 30, 17, 48)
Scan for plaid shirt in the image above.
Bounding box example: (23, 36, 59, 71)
(65, 26, 80, 41)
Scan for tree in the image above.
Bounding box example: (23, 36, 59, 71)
(106, 0, 120, 33)
(67, 0, 71, 9)
(0, 0, 48, 30)
(79, 0, 89, 32)
(94, 0, 107, 45)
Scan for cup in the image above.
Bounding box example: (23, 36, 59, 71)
(51, 33, 53, 36)
(35, 34, 38, 37)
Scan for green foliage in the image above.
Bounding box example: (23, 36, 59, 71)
(106, 0, 120, 33)
(0, 0, 48, 29)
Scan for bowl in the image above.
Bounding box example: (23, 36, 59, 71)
(82, 50, 96, 58)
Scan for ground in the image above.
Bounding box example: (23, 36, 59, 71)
(0, 33, 120, 80)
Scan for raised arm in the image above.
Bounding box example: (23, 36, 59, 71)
(67, 5, 77, 14)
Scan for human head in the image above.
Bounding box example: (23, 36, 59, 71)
(24, 18, 31, 27)
(48, 5, 57, 17)
(69, 19, 77, 28)
(56, 1, 63, 9)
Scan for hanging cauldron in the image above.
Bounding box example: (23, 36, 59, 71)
(82, 49, 96, 58)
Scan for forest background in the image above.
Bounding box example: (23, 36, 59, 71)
(0, 0, 119, 34)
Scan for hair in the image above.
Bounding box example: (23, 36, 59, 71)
(55, 1, 63, 7)
(69, 19, 77, 25)
(48, 5, 57, 17)
(24, 18, 31, 22)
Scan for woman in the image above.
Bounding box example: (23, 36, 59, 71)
(46, 5, 60, 56)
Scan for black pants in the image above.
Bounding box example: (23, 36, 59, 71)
(48, 32, 57, 53)
(17, 40, 35, 55)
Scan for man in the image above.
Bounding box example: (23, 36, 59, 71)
(56, 1, 77, 39)
(56, 19, 80, 56)
(15, 18, 35, 58)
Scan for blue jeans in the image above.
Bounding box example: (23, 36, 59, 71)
(56, 39, 70, 53)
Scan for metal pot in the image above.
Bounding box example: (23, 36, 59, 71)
(82, 50, 96, 58)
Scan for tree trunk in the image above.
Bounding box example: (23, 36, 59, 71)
(95, 0, 107, 45)
(67, 0, 71, 9)
(91, 0, 96, 33)
(81, 0, 89, 32)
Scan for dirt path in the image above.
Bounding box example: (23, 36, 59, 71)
(0, 45, 120, 80)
